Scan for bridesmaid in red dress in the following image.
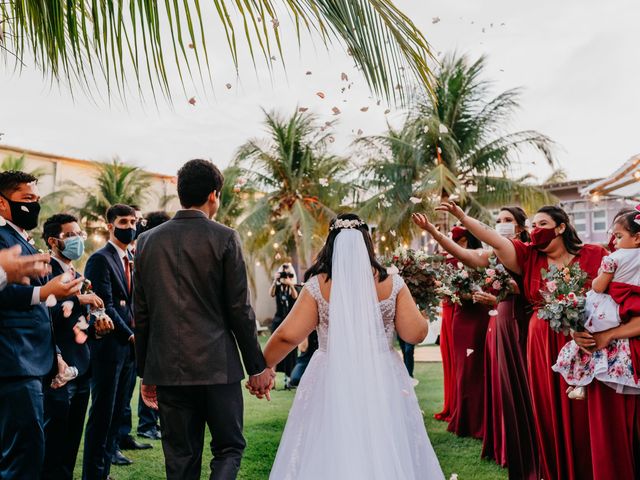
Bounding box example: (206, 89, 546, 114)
(433, 256, 458, 422)
(414, 208, 538, 479)
(441, 202, 633, 480)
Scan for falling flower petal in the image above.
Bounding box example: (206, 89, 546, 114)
(423, 126, 429, 134)
(466, 349, 474, 357)
(46, 294, 57, 307)
(376, 100, 381, 106)
(319, 178, 329, 187)
(297, 230, 303, 237)
(76, 315, 89, 329)
(401, 389, 410, 397)
(305, 71, 312, 75)
(437, 147, 443, 154)
(450, 475, 459, 480)
(332, 107, 341, 115)
(188, 97, 196, 105)
(384, 109, 390, 114)
(270, 55, 277, 61)
(360, 107, 369, 112)
(60, 272, 74, 284)
(357, 129, 363, 135)
(328, 136, 335, 143)
(316, 92, 325, 99)
(439, 124, 449, 134)
(432, 16, 441, 24)
(299, 107, 309, 112)
(188, 43, 194, 49)
(62, 301, 74, 318)
(409, 197, 422, 204)
(271, 18, 279, 28)
(390, 230, 397, 237)
(225, 83, 232, 89)
(340, 72, 348, 81)
(0, 216, 5, 226)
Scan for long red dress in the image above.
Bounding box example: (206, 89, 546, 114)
(513, 242, 606, 480)
(447, 300, 490, 439)
(434, 298, 456, 422)
(481, 291, 538, 480)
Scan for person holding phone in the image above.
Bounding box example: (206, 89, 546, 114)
(270, 263, 299, 389)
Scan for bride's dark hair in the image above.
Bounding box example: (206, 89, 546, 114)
(304, 213, 389, 283)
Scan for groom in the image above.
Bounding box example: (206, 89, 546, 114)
(134, 159, 274, 480)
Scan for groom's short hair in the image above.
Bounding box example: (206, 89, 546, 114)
(177, 159, 224, 208)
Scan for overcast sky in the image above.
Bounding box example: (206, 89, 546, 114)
(1, 0, 638, 182)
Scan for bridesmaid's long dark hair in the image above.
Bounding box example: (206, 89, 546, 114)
(537, 205, 582, 254)
(304, 213, 389, 283)
(500, 206, 531, 242)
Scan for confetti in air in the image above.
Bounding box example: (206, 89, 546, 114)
(316, 92, 325, 99)
(432, 16, 441, 24)
(360, 107, 369, 112)
(332, 107, 341, 115)
(188, 97, 196, 106)
(466, 349, 474, 357)
(46, 295, 57, 307)
(409, 197, 422, 204)
(439, 124, 449, 134)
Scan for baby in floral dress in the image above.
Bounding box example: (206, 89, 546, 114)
(553, 210, 640, 398)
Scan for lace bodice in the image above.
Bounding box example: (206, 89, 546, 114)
(305, 274, 405, 351)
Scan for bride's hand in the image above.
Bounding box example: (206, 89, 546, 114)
(435, 201, 466, 221)
(411, 213, 437, 234)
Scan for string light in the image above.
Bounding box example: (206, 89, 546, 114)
(591, 193, 601, 203)
(634, 171, 640, 180)
(270, 229, 276, 235)
(380, 235, 387, 242)
(255, 261, 261, 267)
(247, 231, 253, 237)
(273, 243, 279, 249)
(421, 231, 427, 237)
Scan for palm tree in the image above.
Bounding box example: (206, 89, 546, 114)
(1, 154, 50, 178)
(215, 165, 252, 228)
(0, 1, 434, 102)
(234, 109, 351, 274)
(75, 158, 152, 228)
(360, 53, 556, 245)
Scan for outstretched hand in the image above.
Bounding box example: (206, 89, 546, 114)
(411, 213, 437, 234)
(435, 201, 466, 220)
(246, 368, 276, 401)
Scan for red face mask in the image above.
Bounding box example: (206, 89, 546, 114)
(530, 226, 558, 250)
(607, 233, 617, 253)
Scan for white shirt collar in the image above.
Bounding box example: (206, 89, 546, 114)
(108, 240, 129, 260)
(5, 219, 32, 243)
(52, 256, 72, 273)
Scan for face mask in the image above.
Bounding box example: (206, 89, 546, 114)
(495, 223, 516, 237)
(530, 226, 558, 250)
(0, 193, 41, 231)
(59, 236, 85, 261)
(114, 227, 136, 245)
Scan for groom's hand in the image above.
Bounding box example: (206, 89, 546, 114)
(246, 368, 276, 400)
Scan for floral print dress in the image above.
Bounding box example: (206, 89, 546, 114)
(553, 249, 640, 394)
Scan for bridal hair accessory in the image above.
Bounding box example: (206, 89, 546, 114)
(330, 218, 366, 231)
(634, 204, 640, 226)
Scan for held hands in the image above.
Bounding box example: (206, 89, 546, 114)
(0, 246, 51, 284)
(435, 201, 466, 221)
(245, 368, 276, 401)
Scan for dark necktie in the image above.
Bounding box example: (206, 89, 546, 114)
(123, 255, 131, 293)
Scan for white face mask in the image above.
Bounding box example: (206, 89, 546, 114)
(495, 222, 516, 237)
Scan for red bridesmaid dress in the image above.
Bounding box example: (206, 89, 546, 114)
(446, 300, 490, 439)
(434, 298, 456, 422)
(513, 241, 607, 480)
(481, 288, 538, 480)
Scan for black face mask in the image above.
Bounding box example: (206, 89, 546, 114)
(0, 193, 41, 231)
(114, 227, 136, 245)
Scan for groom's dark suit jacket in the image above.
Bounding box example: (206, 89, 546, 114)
(134, 209, 265, 385)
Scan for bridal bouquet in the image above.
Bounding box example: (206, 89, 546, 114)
(437, 262, 483, 306)
(536, 263, 588, 335)
(383, 248, 444, 322)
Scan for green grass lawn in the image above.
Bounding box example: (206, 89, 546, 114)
(74, 356, 507, 479)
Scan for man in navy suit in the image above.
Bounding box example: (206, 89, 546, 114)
(0, 171, 84, 478)
(41, 213, 115, 480)
(82, 204, 145, 480)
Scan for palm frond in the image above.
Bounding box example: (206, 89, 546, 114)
(1, 0, 434, 102)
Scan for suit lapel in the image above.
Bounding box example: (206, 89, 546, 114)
(104, 243, 129, 297)
(1, 224, 37, 254)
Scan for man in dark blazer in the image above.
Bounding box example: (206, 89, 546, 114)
(82, 204, 145, 480)
(41, 213, 114, 480)
(0, 171, 83, 478)
(134, 159, 274, 480)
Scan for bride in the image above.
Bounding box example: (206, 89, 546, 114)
(256, 213, 444, 479)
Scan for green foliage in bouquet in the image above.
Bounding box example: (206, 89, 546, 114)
(479, 256, 514, 303)
(436, 261, 483, 306)
(537, 263, 588, 335)
(382, 248, 444, 322)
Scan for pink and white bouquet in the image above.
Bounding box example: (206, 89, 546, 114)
(537, 264, 588, 335)
(478, 257, 515, 316)
(437, 261, 483, 306)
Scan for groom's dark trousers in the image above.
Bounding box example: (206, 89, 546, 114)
(134, 210, 266, 480)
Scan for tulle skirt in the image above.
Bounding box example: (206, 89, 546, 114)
(269, 350, 445, 479)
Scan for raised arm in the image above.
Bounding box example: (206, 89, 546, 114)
(263, 288, 318, 369)
(436, 202, 521, 275)
(412, 213, 491, 269)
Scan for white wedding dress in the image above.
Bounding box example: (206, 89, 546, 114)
(269, 230, 444, 479)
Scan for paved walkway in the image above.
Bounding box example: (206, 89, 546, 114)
(397, 345, 442, 362)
